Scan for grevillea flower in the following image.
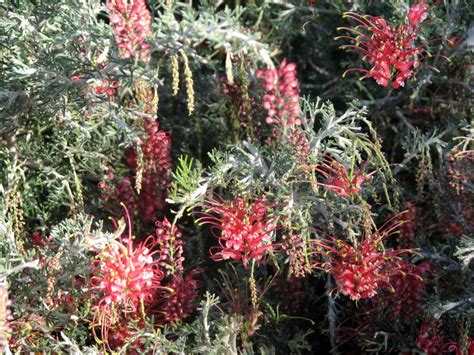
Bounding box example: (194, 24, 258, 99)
(416, 320, 446, 355)
(338, 2, 431, 88)
(196, 196, 278, 268)
(154, 217, 184, 276)
(395, 201, 418, 247)
(0, 286, 12, 352)
(256, 59, 301, 127)
(93, 79, 119, 98)
(444, 338, 474, 355)
(312, 218, 411, 301)
(126, 119, 172, 223)
(380, 260, 431, 319)
(90, 207, 164, 345)
(407, 0, 429, 27)
(315, 156, 374, 197)
(160, 269, 202, 324)
(106, 0, 151, 62)
(99, 119, 171, 224)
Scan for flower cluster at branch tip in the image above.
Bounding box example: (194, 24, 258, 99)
(0, 286, 12, 352)
(282, 233, 313, 278)
(257, 59, 301, 127)
(339, 1, 430, 88)
(312, 219, 411, 301)
(91, 235, 163, 309)
(106, 0, 151, 61)
(315, 157, 374, 197)
(90, 207, 165, 345)
(126, 119, 172, 223)
(196, 196, 278, 268)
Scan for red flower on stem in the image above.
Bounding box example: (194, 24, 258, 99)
(338, 1, 433, 88)
(106, 0, 151, 62)
(196, 196, 278, 268)
(315, 156, 375, 197)
(311, 216, 412, 301)
(257, 59, 301, 127)
(90, 205, 165, 346)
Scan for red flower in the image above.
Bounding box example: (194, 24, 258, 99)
(154, 217, 184, 276)
(315, 157, 374, 197)
(339, 3, 431, 89)
(93, 79, 118, 97)
(416, 320, 446, 355)
(106, 0, 151, 62)
(30, 231, 51, 247)
(90, 207, 164, 345)
(312, 217, 412, 301)
(160, 269, 202, 324)
(257, 59, 301, 127)
(381, 260, 432, 319)
(407, 0, 429, 27)
(196, 196, 278, 268)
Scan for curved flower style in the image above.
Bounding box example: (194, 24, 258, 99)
(106, 0, 151, 61)
(339, 1, 431, 88)
(256, 59, 301, 127)
(312, 217, 411, 301)
(90, 207, 164, 345)
(196, 196, 278, 268)
(315, 157, 374, 197)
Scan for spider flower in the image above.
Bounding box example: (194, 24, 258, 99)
(339, 2, 431, 88)
(315, 157, 374, 197)
(312, 217, 411, 301)
(196, 196, 278, 268)
(106, 0, 151, 61)
(90, 207, 164, 345)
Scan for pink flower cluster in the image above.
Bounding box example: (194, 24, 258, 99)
(126, 119, 172, 223)
(257, 59, 301, 127)
(93, 79, 118, 98)
(312, 220, 410, 301)
(91, 235, 163, 310)
(340, 1, 430, 88)
(99, 119, 171, 224)
(106, 0, 151, 62)
(160, 270, 202, 324)
(416, 320, 446, 355)
(382, 260, 431, 319)
(154, 217, 184, 276)
(196, 196, 278, 268)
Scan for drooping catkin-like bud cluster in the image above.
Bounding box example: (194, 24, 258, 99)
(106, 0, 151, 62)
(171, 54, 180, 96)
(180, 50, 195, 116)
